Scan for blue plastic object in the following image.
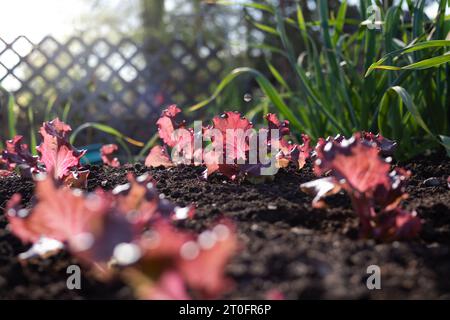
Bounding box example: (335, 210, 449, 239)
(79, 143, 103, 165)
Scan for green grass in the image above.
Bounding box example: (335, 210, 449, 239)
(191, 0, 450, 159)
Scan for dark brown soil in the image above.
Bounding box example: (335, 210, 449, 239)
(0, 152, 449, 299)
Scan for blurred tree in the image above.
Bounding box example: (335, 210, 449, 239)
(141, 0, 165, 40)
(77, 0, 140, 36)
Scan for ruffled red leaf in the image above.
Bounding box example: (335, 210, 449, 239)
(156, 105, 183, 148)
(212, 111, 253, 163)
(155, 105, 198, 164)
(203, 150, 241, 180)
(133, 219, 238, 299)
(1, 135, 39, 176)
(303, 133, 421, 241)
(140, 219, 195, 261)
(277, 134, 311, 169)
(202, 111, 253, 179)
(314, 136, 391, 194)
(6, 176, 107, 244)
(145, 145, 174, 168)
(213, 111, 253, 135)
(112, 173, 159, 229)
(6, 175, 151, 263)
(361, 131, 397, 156)
(82, 173, 194, 247)
(75, 211, 136, 264)
(179, 221, 238, 298)
(315, 132, 397, 157)
(264, 114, 311, 171)
(100, 144, 120, 167)
(111, 173, 195, 230)
(265, 113, 290, 138)
(36, 118, 87, 181)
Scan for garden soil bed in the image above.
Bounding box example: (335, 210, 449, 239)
(0, 152, 449, 299)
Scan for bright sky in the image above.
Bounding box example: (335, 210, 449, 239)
(0, 0, 90, 42)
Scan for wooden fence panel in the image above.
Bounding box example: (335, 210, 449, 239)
(0, 35, 225, 144)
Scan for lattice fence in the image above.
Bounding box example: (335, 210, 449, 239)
(0, 35, 225, 145)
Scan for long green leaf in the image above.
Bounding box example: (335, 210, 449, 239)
(7, 94, 17, 138)
(266, 61, 290, 90)
(251, 21, 279, 36)
(369, 53, 450, 71)
(70, 122, 144, 147)
(402, 54, 450, 70)
(388, 86, 434, 137)
(27, 106, 37, 156)
(366, 40, 450, 76)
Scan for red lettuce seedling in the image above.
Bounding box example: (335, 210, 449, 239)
(146, 106, 311, 181)
(5, 172, 238, 300)
(202, 111, 253, 180)
(6, 173, 194, 262)
(6, 175, 119, 262)
(0, 120, 89, 187)
(100, 144, 120, 167)
(36, 118, 89, 188)
(111, 173, 195, 230)
(210, 111, 253, 161)
(124, 219, 238, 299)
(204, 112, 310, 180)
(6, 179, 104, 244)
(156, 104, 184, 148)
(146, 105, 195, 168)
(301, 133, 421, 241)
(1, 135, 39, 177)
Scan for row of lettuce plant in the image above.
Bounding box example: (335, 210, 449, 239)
(1, 108, 423, 241)
(0, 107, 424, 299)
(146, 105, 421, 241)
